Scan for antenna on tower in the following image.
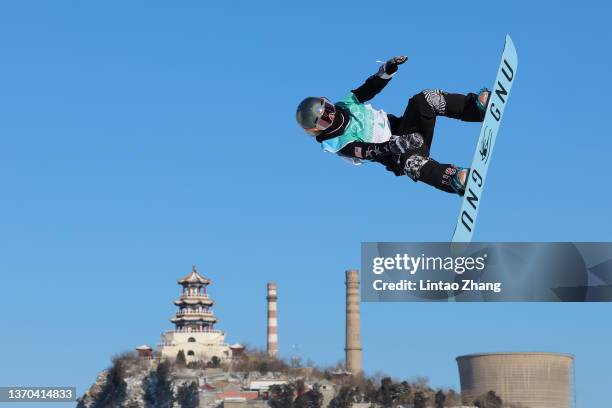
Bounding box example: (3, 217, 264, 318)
(290, 343, 302, 368)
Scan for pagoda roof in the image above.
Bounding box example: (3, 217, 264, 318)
(171, 314, 218, 323)
(178, 265, 211, 285)
(174, 297, 214, 306)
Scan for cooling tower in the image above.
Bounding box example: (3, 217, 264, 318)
(345, 269, 362, 374)
(456, 352, 574, 408)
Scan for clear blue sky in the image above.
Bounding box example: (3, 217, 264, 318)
(0, 1, 610, 407)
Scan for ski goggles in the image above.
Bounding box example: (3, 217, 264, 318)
(306, 97, 336, 134)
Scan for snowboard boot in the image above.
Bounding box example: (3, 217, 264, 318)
(451, 167, 470, 195)
(476, 88, 491, 114)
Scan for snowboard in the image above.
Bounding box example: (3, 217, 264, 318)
(451, 35, 518, 246)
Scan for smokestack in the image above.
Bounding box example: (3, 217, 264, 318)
(345, 269, 362, 374)
(266, 282, 278, 358)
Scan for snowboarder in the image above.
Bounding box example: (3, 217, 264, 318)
(295, 56, 490, 196)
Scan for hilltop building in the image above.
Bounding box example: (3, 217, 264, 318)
(159, 266, 231, 363)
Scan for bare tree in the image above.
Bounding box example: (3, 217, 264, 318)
(474, 390, 503, 408)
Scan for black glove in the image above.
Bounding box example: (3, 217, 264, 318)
(378, 55, 408, 78)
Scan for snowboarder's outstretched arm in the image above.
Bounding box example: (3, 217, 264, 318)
(351, 56, 407, 103)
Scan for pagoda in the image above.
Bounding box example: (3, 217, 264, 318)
(172, 266, 217, 333)
(159, 266, 231, 363)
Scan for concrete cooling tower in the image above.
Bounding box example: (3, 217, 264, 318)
(456, 352, 574, 408)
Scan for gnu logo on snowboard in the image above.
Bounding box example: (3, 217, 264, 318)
(479, 127, 493, 164)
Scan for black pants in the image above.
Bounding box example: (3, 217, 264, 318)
(386, 89, 485, 194)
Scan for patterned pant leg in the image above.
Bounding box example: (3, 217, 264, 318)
(442, 92, 485, 122)
(396, 91, 444, 151)
(403, 154, 428, 181)
(421, 89, 448, 116)
(420, 89, 485, 122)
(390, 90, 471, 195)
(388, 132, 425, 155)
(402, 152, 464, 196)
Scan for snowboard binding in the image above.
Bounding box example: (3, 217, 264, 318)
(451, 167, 470, 196)
(476, 88, 491, 113)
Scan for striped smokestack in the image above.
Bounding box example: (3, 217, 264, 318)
(345, 269, 362, 374)
(266, 282, 278, 358)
